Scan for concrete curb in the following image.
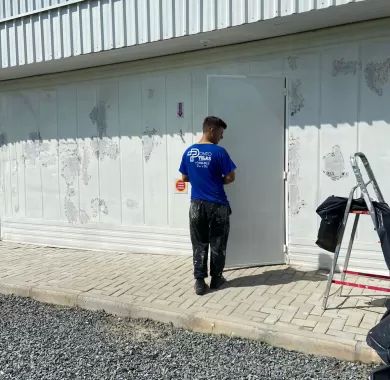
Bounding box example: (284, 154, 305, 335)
(0, 283, 381, 364)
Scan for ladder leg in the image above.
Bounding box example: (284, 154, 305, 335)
(323, 190, 355, 310)
(323, 242, 343, 310)
(339, 214, 360, 297)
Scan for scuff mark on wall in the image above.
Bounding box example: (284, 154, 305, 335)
(288, 136, 306, 216)
(28, 131, 41, 141)
(64, 197, 90, 224)
(287, 56, 298, 71)
(60, 141, 80, 222)
(179, 129, 185, 143)
(60, 141, 80, 189)
(289, 80, 304, 117)
(142, 127, 160, 162)
(24, 139, 54, 167)
(332, 58, 361, 76)
(0, 133, 8, 147)
(66, 187, 76, 198)
(364, 58, 390, 96)
(126, 199, 139, 209)
(89, 101, 107, 138)
(147, 89, 155, 98)
(64, 197, 79, 224)
(323, 145, 348, 181)
(60, 140, 94, 224)
(81, 144, 91, 186)
(91, 138, 119, 160)
(40, 145, 57, 168)
(91, 198, 108, 218)
(79, 209, 90, 224)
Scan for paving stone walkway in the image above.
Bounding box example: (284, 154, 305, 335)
(0, 241, 387, 362)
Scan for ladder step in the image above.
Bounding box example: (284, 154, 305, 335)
(332, 280, 390, 292)
(343, 270, 390, 280)
(350, 210, 369, 214)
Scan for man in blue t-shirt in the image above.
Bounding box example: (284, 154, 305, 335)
(179, 116, 236, 295)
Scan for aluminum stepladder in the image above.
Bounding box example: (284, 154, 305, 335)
(322, 152, 390, 310)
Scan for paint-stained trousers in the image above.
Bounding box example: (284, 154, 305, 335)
(189, 200, 230, 279)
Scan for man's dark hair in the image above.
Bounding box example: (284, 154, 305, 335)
(203, 116, 227, 132)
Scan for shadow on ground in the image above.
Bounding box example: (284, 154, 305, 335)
(224, 267, 327, 288)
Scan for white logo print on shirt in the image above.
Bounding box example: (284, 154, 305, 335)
(187, 148, 213, 168)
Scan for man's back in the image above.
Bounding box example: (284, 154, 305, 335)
(179, 143, 236, 206)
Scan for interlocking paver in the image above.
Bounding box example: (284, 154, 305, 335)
(0, 241, 386, 361)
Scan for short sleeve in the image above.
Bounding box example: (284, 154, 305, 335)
(220, 149, 237, 176)
(179, 152, 188, 175)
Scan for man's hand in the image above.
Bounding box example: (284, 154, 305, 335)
(182, 174, 190, 182)
(223, 171, 235, 185)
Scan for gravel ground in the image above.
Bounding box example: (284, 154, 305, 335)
(0, 295, 375, 380)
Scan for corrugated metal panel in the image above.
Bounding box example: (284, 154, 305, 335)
(0, 0, 73, 20)
(0, 0, 373, 69)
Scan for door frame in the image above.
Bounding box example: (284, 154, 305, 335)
(206, 74, 289, 266)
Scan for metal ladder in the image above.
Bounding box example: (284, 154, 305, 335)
(322, 152, 390, 310)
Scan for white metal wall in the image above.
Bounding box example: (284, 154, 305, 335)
(0, 0, 372, 69)
(0, 0, 72, 20)
(0, 20, 390, 273)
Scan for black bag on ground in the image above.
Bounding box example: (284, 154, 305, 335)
(316, 196, 390, 270)
(315, 196, 366, 253)
(367, 300, 390, 379)
(367, 300, 390, 365)
(369, 365, 390, 380)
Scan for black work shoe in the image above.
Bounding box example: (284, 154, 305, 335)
(210, 276, 227, 290)
(194, 279, 208, 295)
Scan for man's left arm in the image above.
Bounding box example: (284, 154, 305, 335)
(223, 171, 235, 185)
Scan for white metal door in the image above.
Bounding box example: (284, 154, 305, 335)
(208, 75, 286, 267)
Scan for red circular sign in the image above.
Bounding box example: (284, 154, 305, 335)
(176, 179, 186, 192)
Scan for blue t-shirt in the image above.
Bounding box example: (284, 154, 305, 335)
(179, 143, 237, 205)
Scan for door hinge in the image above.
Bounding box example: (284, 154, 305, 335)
(283, 171, 288, 181)
(283, 88, 288, 97)
(283, 244, 288, 254)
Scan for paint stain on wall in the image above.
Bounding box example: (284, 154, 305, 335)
(126, 199, 139, 209)
(91, 138, 119, 160)
(288, 136, 306, 216)
(289, 80, 304, 117)
(287, 56, 298, 71)
(64, 197, 90, 224)
(142, 127, 160, 162)
(364, 58, 390, 96)
(332, 58, 361, 76)
(60, 141, 81, 222)
(91, 198, 108, 218)
(89, 101, 107, 138)
(323, 145, 348, 181)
